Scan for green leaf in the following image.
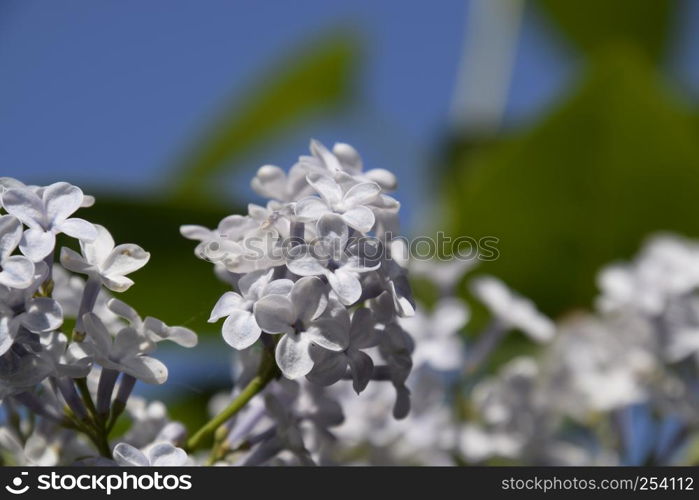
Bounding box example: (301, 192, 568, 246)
(79, 196, 237, 335)
(170, 32, 359, 205)
(536, 0, 674, 62)
(443, 45, 699, 316)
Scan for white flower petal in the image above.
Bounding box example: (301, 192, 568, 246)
(364, 168, 397, 191)
(2, 187, 45, 229)
(253, 295, 295, 334)
(222, 311, 261, 349)
(209, 292, 245, 322)
(295, 197, 330, 221)
(43, 182, 84, 225)
(0, 214, 23, 259)
(22, 297, 63, 333)
(20, 228, 55, 262)
(275, 333, 313, 379)
(83, 313, 112, 356)
(347, 348, 373, 393)
(59, 247, 91, 274)
(306, 349, 347, 386)
(341, 206, 375, 233)
(342, 182, 380, 208)
(304, 318, 350, 351)
(113, 443, 149, 467)
(81, 225, 115, 266)
(316, 213, 349, 249)
(148, 443, 187, 466)
(101, 274, 135, 293)
(326, 268, 362, 305)
(261, 278, 294, 297)
(286, 244, 327, 276)
(291, 276, 328, 324)
(307, 174, 343, 206)
(251, 165, 287, 199)
(121, 356, 168, 384)
(57, 218, 97, 241)
(180, 224, 212, 241)
(0, 255, 34, 289)
(102, 244, 150, 277)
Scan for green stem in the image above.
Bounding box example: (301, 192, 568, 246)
(186, 352, 277, 453)
(75, 378, 99, 422)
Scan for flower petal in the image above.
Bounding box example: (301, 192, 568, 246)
(81, 225, 115, 266)
(19, 228, 55, 262)
(316, 213, 348, 250)
(147, 443, 187, 466)
(59, 247, 91, 274)
(261, 278, 294, 297)
(326, 268, 362, 305)
(102, 244, 150, 277)
(253, 295, 295, 334)
(275, 333, 313, 379)
(251, 165, 287, 200)
(180, 224, 212, 242)
(295, 196, 330, 221)
(113, 442, 149, 466)
(304, 318, 350, 352)
(286, 244, 327, 277)
(347, 348, 373, 394)
(2, 187, 45, 229)
(57, 218, 97, 241)
(221, 310, 261, 350)
(43, 182, 84, 226)
(0, 255, 34, 289)
(83, 313, 112, 356)
(291, 276, 328, 324)
(306, 174, 342, 206)
(22, 297, 63, 333)
(342, 182, 380, 208)
(121, 356, 168, 384)
(0, 214, 23, 260)
(306, 348, 347, 386)
(101, 274, 135, 292)
(209, 292, 245, 322)
(341, 206, 375, 233)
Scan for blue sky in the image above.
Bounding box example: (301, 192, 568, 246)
(0, 0, 697, 229)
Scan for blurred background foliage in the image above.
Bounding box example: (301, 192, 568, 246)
(4, 0, 699, 429)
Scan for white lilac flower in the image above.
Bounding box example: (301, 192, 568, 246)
(82, 312, 168, 385)
(106, 298, 197, 349)
(251, 164, 313, 203)
(295, 175, 381, 233)
(597, 235, 699, 316)
(0, 215, 34, 288)
(39, 331, 92, 379)
(60, 224, 150, 293)
(180, 214, 258, 261)
(0, 292, 63, 357)
(113, 442, 188, 466)
(287, 214, 379, 305)
(209, 270, 292, 350)
(399, 298, 468, 372)
(254, 277, 349, 379)
(470, 276, 555, 342)
(410, 257, 476, 296)
(1, 182, 97, 261)
(0, 177, 95, 207)
(307, 307, 378, 393)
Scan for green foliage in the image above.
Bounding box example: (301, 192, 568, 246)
(443, 45, 699, 317)
(82, 196, 232, 334)
(170, 32, 359, 206)
(536, 0, 674, 62)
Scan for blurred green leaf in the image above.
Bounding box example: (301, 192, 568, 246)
(82, 196, 236, 335)
(443, 45, 699, 317)
(536, 0, 674, 62)
(170, 32, 359, 205)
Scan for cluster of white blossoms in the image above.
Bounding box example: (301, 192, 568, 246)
(319, 234, 699, 466)
(0, 178, 196, 466)
(4, 143, 699, 467)
(182, 140, 415, 418)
